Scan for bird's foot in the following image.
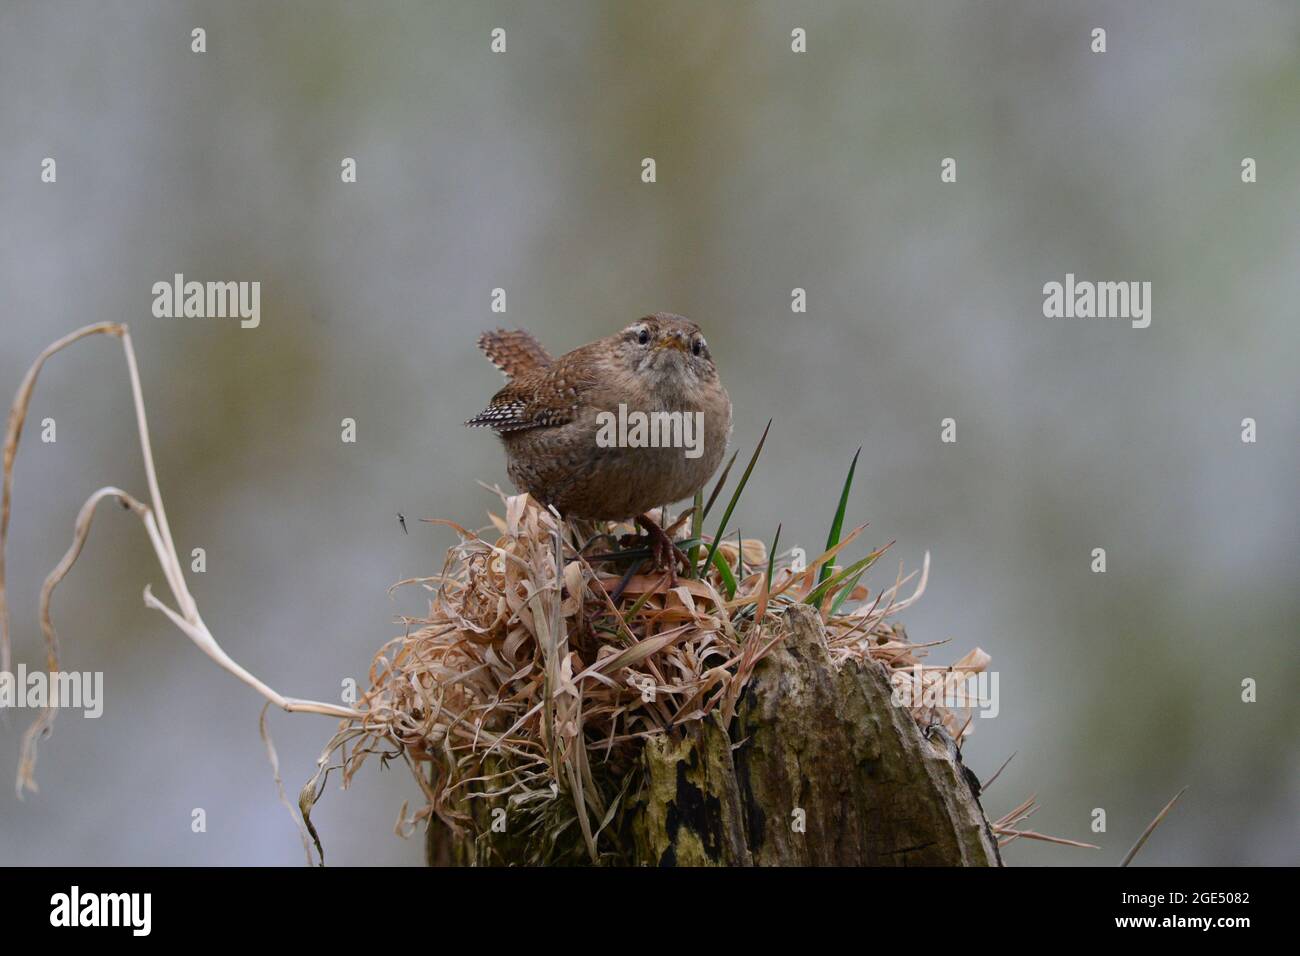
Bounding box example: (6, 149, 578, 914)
(620, 513, 690, 585)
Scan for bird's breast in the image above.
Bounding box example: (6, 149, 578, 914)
(501, 379, 731, 521)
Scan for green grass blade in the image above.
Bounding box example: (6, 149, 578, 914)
(805, 542, 887, 608)
(585, 537, 700, 564)
(818, 447, 861, 586)
(711, 548, 738, 600)
(622, 581, 659, 624)
(701, 419, 772, 580)
(765, 523, 782, 591)
(828, 568, 867, 616)
(687, 489, 704, 578)
(700, 451, 738, 523)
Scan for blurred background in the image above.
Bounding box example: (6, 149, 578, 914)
(1, 0, 1296, 865)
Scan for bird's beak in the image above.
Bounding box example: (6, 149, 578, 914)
(656, 334, 689, 352)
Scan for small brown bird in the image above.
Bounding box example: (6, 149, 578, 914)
(467, 314, 732, 577)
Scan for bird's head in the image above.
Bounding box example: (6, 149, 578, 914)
(614, 313, 717, 386)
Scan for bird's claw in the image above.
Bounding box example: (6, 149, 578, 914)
(623, 515, 690, 586)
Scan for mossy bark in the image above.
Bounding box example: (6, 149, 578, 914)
(428, 605, 1001, 866)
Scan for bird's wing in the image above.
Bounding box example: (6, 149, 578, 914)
(477, 328, 553, 380)
(465, 353, 596, 433)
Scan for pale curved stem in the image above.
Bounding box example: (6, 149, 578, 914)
(2, 322, 126, 673)
(3, 324, 362, 796)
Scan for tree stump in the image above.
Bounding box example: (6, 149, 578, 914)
(428, 604, 1001, 866)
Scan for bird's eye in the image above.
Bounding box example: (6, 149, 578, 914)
(692, 337, 705, 356)
(636, 328, 651, 345)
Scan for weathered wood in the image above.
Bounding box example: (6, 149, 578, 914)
(428, 604, 1000, 866)
(630, 717, 754, 866)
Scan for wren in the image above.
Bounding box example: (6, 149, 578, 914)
(467, 313, 733, 577)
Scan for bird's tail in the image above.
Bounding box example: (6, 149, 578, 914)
(477, 328, 553, 379)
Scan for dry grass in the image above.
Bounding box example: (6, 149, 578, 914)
(299, 490, 994, 864)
